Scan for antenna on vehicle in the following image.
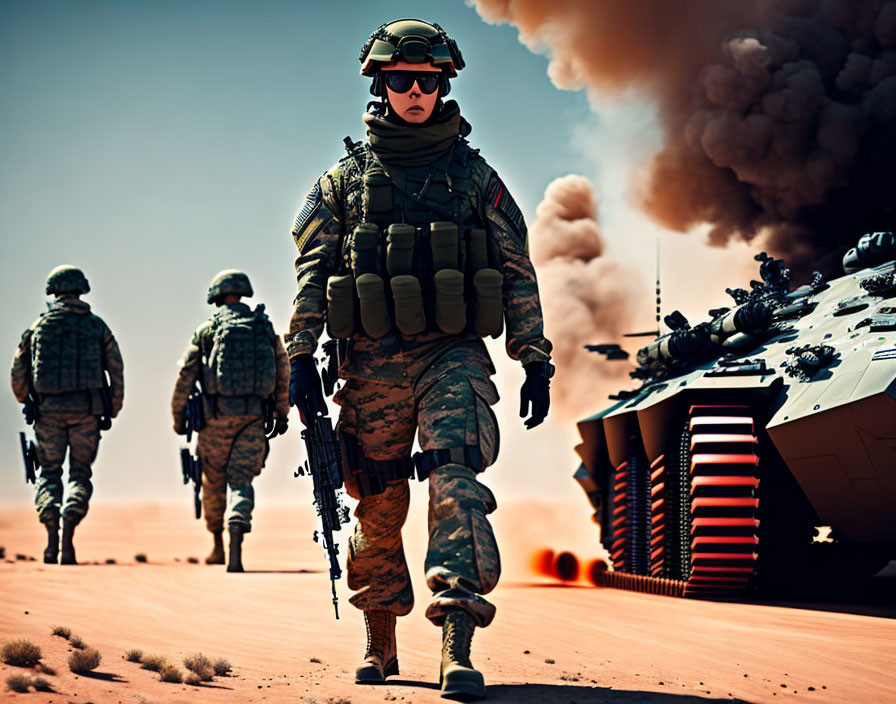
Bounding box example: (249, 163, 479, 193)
(656, 238, 662, 335)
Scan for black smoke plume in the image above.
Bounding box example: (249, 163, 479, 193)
(474, 0, 896, 277)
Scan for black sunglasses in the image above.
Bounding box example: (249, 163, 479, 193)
(382, 71, 442, 95)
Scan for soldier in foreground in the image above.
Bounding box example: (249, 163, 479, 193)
(10, 266, 124, 565)
(287, 20, 552, 700)
(171, 271, 290, 572)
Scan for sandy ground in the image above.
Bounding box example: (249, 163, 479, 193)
(1, 503, 894, 704)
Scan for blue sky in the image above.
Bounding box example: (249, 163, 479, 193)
(1, 0, 603, 505)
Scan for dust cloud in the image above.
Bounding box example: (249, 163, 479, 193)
(530, 176, 641, 420)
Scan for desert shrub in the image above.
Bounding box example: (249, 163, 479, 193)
(51, 625, 71, 639)
(68, 647, 101, 673)
(134, 553, 147, 563)
(187, 556, 199, 564)
(105, 558, 117, 565)
(2, 639, 42, 666)
(68, 635, 86, 649)
(6, 674, 31, 693)
(183, 652, 214, 681)
(32, 676, 54, 692)
(213, 657, 232, 676)
(140, 654, 168, 672)
(185, 672, 202, 686)
(124, 648, 143, 663)
(158, 664, 183, 683)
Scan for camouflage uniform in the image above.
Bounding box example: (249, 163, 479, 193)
(171, 301, 290, 533)
(287, 109, 552, 628)
(10, 297, 124, 526)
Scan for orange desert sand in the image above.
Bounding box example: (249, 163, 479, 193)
(1, 502, 894, 704)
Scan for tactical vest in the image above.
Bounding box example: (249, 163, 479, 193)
(203, 305, 277, 399)
(31, 309, 106, 395)
(325, 141, 504, 341)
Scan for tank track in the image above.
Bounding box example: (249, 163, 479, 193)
(601, 404, 760, 598)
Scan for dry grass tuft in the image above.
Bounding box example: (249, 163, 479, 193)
(309, 656, 322, 663)
(187, 556, 199, 564)
(158, 664, 183, 683)
(6, 674, 31, 693)
(183, 652, 214, 681)
(124, 648, 143, 663)
(68, 647, 101, 673)
(1, 639, 42, 667)
(213, 657, 232, 676)
(134, 553, 148, 563)
(140, 654, 168, 672)
(51, 625, 72, 639)
(68, 634, 86, 649)
(32, 676, 54, 692)
(105, 558, 117, 564)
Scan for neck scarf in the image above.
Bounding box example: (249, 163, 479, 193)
(364, 100, 462, 168)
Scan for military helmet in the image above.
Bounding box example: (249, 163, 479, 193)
(360, 19, 465, 77)
(46, 265, 90, 296)
(207, 269, 253, 304)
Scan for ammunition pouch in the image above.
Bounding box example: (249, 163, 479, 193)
(340, 432, 415, 498)
(413, 445, 484, 481)
(325, 220, 505, 341)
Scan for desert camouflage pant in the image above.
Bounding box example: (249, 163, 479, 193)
(197, 415, 266, 533)
(335, 341, 501, 628)
(33, 413, 100, 526)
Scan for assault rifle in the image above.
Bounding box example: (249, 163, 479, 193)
(19, 432, 38, 484)
(99, 372, 113, 431)
(295, 407, 350, 619)
(180, 447, 202, 519)
(180, 386, 204, 518)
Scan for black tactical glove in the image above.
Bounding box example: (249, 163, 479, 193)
(289, 354, 326, 425)
(519, 360, 554, 430)
(267, 415, 289, 439)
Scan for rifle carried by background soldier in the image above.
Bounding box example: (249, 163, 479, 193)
(19, 431, 38, 484)
(19, 378, 39, 484)
(179, 386, 204, 519)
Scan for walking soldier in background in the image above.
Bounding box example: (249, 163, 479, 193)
(287, 20, 553, 700)
(171, 270, 290, 572)
(10, 265, 124, 565)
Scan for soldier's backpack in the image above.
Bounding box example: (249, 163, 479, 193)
(205, 305, 277, 398)
(31, 308, 105, 394)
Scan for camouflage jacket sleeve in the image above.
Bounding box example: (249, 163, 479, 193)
(103, 329, 125, 417)
(171, 328, 203, 432)
(10, 328, 33, 403)
(272, 334, 290, 418)
(475, 159, 553, 365)
(286, 169, 345, 358)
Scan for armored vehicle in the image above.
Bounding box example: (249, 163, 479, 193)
(574, 232, 896, 596)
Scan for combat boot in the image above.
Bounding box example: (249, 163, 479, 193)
(59, 518, 77, 565)
(42, 515, 59, 564)
(205, 530, 225, 564)
(440, 611, 485, 701)
(226, 526, 244, 573)
(355, 610, 398, 683)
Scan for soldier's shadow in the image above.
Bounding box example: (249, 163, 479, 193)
(385, 680, 755, 703)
